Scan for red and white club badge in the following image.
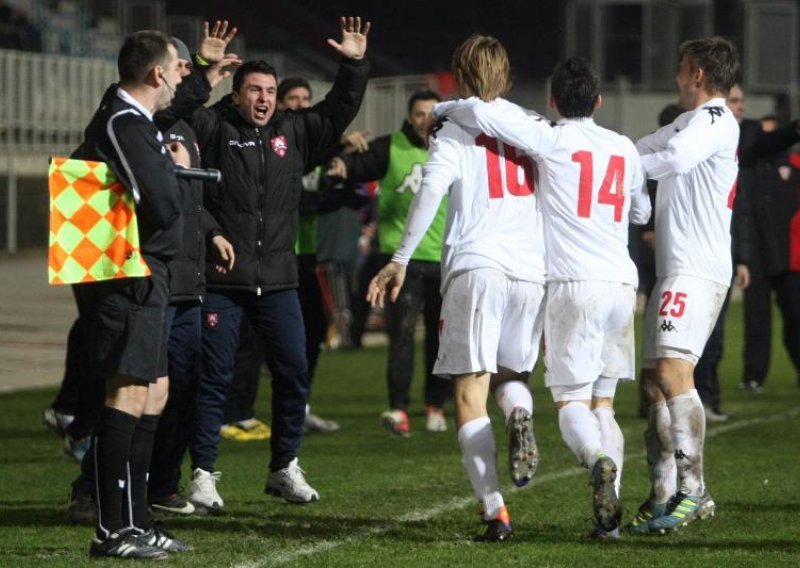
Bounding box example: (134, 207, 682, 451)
(271, 135, 288, 158)
(206, 312, 220, 329)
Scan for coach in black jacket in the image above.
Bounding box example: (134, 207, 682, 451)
(175, 17, 370, 510)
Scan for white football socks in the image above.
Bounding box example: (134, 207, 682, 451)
(667, 389, 705, 497)
(593, 406, 624, 495)
(457, 417, 503, 519)
(558, 402, 603, 469)
(493, 380, 533, 424)
(645, 401, 677, 503)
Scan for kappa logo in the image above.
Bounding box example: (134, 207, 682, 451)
(705, 106, 724, 124)
(206, 312, 220, 329)
(271, 135, 288, 158)
(394, 163, 424, 194)
(660, 320, 677, 332)
(674, 449, 688, 461)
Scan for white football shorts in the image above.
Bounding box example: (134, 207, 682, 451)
(433, 268, 545, 377)
(544, 281, 636, 388)
(549, 377, 620, 403)
(642, 274, 728, 367)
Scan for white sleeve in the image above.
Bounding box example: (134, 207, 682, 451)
(639, 112, 729, 179)
(391, 128, 459, 264)
(628, 154, 651, 225)
(440, 98, 555, 157)
(635, 123, 672, 155)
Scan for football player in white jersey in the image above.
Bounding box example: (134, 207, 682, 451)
(630, 37, 740, 535)
(438, 56, 651, 538)
(367, 34, 546, 542)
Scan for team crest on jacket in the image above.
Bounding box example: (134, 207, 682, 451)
(271, 135, 288, 158)
(206, 312, 220, 329)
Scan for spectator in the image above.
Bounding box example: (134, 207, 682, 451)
(327, 89, 452, 436)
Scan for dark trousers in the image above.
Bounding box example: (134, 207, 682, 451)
(351, 251, 383, 348)
(193, 289, 309, 472)
(148, 302, 202, 500)
(695, 290, 731, 412)
(744, 267, 800, 385)
(224, 316, 264, 424)
(223, 260, 329, 423)
(384, 258, 450, 411)
(299, 258, 327, 388)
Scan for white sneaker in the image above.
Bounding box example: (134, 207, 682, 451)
(425, 405, 447, 432)
(265, 458, 320, 503)
(187, 468, 224, 514)
(703, 406, 731, 423)
(304, 412, 341, 433)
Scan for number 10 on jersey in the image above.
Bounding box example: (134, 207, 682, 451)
(476, 134, 535, 198)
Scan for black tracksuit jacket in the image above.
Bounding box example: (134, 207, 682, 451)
(173, 57, 370, 294)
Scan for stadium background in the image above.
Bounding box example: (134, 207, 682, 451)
(0, 0, 796, 251)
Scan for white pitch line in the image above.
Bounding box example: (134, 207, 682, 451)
(231, 406, 800, 568)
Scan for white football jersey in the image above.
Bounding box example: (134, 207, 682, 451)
(636, 98, 739, 286)
(438, 98, 650, 286)
(392, 107, 546, 290)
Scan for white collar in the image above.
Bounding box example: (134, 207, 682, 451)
(116, 87, 154, 121)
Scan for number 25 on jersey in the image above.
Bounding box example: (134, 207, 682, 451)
(571, 151, 625, 222)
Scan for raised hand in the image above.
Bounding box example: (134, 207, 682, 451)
(205, 53, 243, 88)
(199, 20, 238, 64)
(327, 16, 370, 60)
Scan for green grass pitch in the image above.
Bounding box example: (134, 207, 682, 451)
(1, 301, 799, 567)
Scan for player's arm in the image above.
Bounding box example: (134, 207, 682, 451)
(635, 123, 672, 155)
(437, 98, 554, 157)
(627, 152, 651, 225)
(639, 111, 734, 180)
(110, 114, 182, 230)
(367, 128, 459, 308)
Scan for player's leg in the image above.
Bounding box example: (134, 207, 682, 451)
(590, 383, 622, 539)
(629, 278, 677, 531)
(641, 276, 726, 534)
(437, 269, 511, 541)
(455, 372, 511, 541)
(546, 281, 625, 533)
(492, 279, 545, 487)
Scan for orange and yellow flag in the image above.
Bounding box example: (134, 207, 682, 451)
(48, 157, 150, 285)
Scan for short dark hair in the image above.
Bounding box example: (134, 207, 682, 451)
(658, 103, 684, 127)
(679, 36, 739, 95)
(550, 57, 599, 118)
(277, 77, 312, 103)
(407, 89, 441, 113)
(233, 60, 278, 93)
(118, 30, 174, 84)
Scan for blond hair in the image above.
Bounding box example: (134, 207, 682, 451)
(452, 34, 511, 101)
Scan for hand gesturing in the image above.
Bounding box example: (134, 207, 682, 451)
(327, 16, 371, 60)
(199, 20, 238, 63)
